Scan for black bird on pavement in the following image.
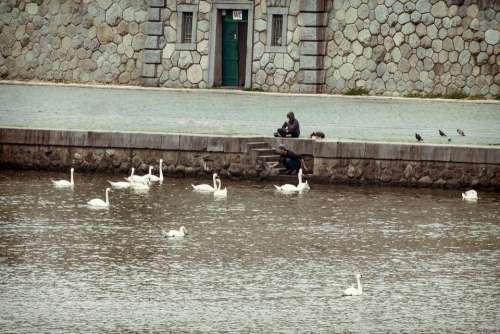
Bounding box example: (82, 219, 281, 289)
(439, 129, 447, 137)
(415, 133, 423, 142)
(457, 129, 465, 136)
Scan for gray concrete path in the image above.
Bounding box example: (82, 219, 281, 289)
(0, 82, 499, 145)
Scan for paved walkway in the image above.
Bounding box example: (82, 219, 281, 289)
(1, 81, 499, 145)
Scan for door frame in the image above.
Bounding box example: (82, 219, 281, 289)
(208, 1, 254, 89)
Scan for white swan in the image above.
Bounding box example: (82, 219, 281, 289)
(130, 179, 150, 192)
(213, 178, 227, 198)
(146, 164, 162, 182)
(51, 168, 74, 187)
(87, 188, 111, 208)
(164, 226, 188, 238)
(342, 274, 363, 296)
(126, 167, 149, 183)
(108, 180, 130, 189)
(192, 173, 218, 192)
(462, 189, 478, 201)
(297, 169, 310, 191)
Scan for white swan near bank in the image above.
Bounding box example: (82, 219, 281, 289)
(192, 173, 218, 192)
(462, 189, 478, 201)
(275, 169, 309, 193)
(146, 161, 163, 182)
(108, 180, 130, 189)
(342, 274, 363, 296)
(126, 167, 149, 183)
(52, 168, 74, 187)
(165, 226, 188, 238)
(213, 178, 227, 198)
(130, 179, 150, 192)
(87, 188, 111, 208)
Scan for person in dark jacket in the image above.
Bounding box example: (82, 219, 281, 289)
(275, 112, 300, 138)
(271, 144, 307, 174)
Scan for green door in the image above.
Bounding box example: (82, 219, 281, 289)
(222, 14, 239, 86)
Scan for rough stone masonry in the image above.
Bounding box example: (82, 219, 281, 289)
(0, 0, 498, 96)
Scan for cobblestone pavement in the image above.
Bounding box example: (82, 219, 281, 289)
(1, 82, 499, 145)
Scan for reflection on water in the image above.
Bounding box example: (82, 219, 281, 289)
(0, 170, 499, 333)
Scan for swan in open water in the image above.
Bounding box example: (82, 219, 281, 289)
(342, 274, 363, 296)
(51, 168, 74, 187)
(213, 178, 227, 198)
(87, 188, 111, 208)
(275, 169, 309, 193)
(164, 226, 188, 238)
(192, 173, 218, 192)
(462, 189, 478, 201)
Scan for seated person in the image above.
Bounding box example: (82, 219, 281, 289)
(274, 112, 300, 138)
(310, 131, 325, 140)
(270, 144, 307, 174)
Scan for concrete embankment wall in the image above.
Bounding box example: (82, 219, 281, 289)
(1, 128, 499, 190)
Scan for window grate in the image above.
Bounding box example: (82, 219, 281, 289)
(271, 14, 283, 46)
(181, 12, 193, 43)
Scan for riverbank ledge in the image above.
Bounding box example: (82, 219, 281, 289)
(1, 128, 499, 190)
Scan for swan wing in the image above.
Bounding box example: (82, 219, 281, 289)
(192, 184, 215, 192)
(342, 286, 357, 296)
(276, 184, 299, 192)
(147, 175, 161, 182)
(88, 199, 107, 207)
(52, 180, 72, 187)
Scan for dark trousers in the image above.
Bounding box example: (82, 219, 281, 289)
(277, 128, 299, 138)
(281, 157, 300, 171)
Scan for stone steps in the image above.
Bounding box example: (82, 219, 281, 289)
(257, 154, 280, 162)
(246, 141, 270, 152)
(252, 148, 276, 156)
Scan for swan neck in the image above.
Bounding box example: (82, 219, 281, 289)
(357, 276, 362, 292)
(213, 174, 217, 188)
(159, 161, 163, 179)
(70, 169, 74, 184)
(105, 189, 109, 204)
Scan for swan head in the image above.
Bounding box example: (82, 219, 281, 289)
(356, 274, 362, 279)
(180, 226, 188, 234)
(106, 187, 112, 193)
(70, 167, 74, 172)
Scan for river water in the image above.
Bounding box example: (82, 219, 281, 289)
(0, 170, 499, 333)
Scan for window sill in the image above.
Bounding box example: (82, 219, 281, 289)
(266, 46, 287, 53)
(176, 43, 197, 51)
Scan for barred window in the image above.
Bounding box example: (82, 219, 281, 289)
(271, 14, 283, 46)
(181, 12, 193, 44)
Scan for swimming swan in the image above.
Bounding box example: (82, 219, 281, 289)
(126, 167, 149, 183)
(146, 162, 163, 182)
(213, 178, 227, 198)
(130, 179, 150, 191)
(275, 169, 309, 193)
(52, 168, 74, 187)
(108, 180, 131, 189)
(342, 274, 363, 296)
(462, 189, 478, 201)
(87, 188, 111, 208)
(165, 226, 188, 238)
(192, 173, 218, 192)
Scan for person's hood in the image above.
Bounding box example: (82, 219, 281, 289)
(286, 112, 295, 121)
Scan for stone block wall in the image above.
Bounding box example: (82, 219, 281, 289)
(1, 128, 500, 190)
(157, 0, 211, 88)
(252, 0, 301, 93)
(324, 0, 500, 97)
(0, 0, 148, 84)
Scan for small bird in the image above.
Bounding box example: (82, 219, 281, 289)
(415, 133, 423, 142)
(457, 129, 465, 136)
(439, 129, 447, 137)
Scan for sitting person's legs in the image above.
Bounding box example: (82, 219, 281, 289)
(276, 128, 287, 137)
(283, 157, 300, 173)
